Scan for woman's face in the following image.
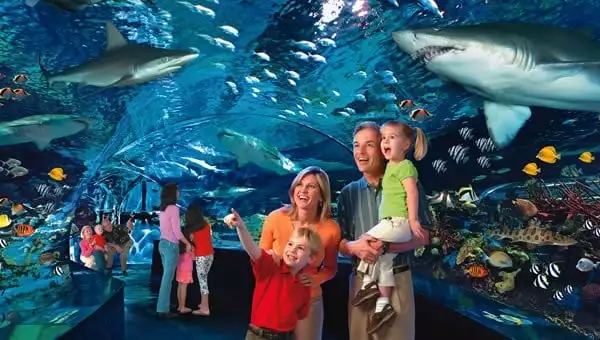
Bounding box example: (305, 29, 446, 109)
(293, 174, 322, 213)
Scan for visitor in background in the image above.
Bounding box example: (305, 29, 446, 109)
(103, 215, 134, 276)
(186, 203, 214, 316)
(91, 224, 107, 272)
(338, 121, 431, 340)
(79, 226, 96, 269)
(156, 183, 194, 319)
(176, 225, 194, 314)
(259, 166, 341, 340)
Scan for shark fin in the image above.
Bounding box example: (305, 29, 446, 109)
(32, 137, 52, 150)
(236, 157, 250, 168)
(483, 101, 531, 149)
(105, 22, 128, 51)
(25, 0, 40, 7)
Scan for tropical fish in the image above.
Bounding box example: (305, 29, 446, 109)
(0, 158, 21, 168)
(53, 265, 65, 276)
(0, 215, 11, 228)
(533, 273, 549, 289)
(529, 263, 543, 275)
(11, 203, 25, 216)
(427, 191, 455, 208)
(48, 167, 67, 181)
(522, 163, 540, 176)
(38, 251, 60, 265)
(0, 239, 7, 248)
(15, 224, 34, 237)
(476, 156, 490, 169)
(545, 262, 561, 278)
(475, 137, 496, 153)
(431, 159, 447, 173)
(536, 146, 560, 164)
(410, 108, 432, 122)
(576, 258, 598, 272)
(579, 152, 595, 163)
(560, 165, 583, 178)
(458, 127, 473, 141)
(482, 251, 513, 268)
(553, 290, 565, 301)
(0, 87, 13, 100)
(513, 198, 538, 218)
(486, 226, 577, 246)
(12, 74, 28, 84)
(398, 99, 414, 108)
(464, 264, 488, 278)
(457, 185, 478, 205)
(448, 145, 469, 164)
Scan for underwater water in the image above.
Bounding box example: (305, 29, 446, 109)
(2, 0, 600, 337)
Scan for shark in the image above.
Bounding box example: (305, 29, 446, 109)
(40, 22, 199, 88)
(0, 114, 94, 150)
(392, 23, 600, 148)
(216, 128, 299, 175)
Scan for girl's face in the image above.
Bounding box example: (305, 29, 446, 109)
(380, 125, 410, 161)
(83, 228, 92, 239)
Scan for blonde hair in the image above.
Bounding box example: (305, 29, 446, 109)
(94, 224, 103, 233)
(292, 227, 323, 256)
(80, 225, 92, 239)
(287, 166, 332, 222)
(381, 121, 428, 161)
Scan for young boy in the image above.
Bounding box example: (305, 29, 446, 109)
(224, 208, 322, 340)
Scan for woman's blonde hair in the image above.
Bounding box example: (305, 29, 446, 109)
(80, 225, 92, 239)
(381, 121, 428, 161)
(287, 166, 332, 222)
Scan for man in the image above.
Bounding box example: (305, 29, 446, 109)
(338, 121, 431, 340)
(102, 215, 134, 276)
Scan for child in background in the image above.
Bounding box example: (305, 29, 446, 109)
(176, 226, 195, 314)
(224, 208, 321, 340)
(351, 120, 428, 334)
(79, 226, 95, 269)
(91, 224, 108, 253)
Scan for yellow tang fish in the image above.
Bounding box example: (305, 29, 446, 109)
(48, 168, 67, 181)
(579, 152, 595, 164)
(522, 163, 540, 176)
(0, 214, 12, 228)
(536, 146, 560, 164)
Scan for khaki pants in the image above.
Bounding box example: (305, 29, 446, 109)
(106, 241, 132, 269)
(245, 327, 294, 340)
(348, 270, 415, 340)
(295, 296, 324, 340)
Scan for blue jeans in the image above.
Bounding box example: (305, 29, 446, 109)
(93, 251, 106, 271)
(156, 239, 179, 313)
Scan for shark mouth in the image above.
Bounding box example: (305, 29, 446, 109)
(411, 46, 463, 64)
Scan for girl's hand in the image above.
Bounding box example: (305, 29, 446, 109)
(186, 243, 192, 253)
(299, 273, 315, 287)
(409, 219, 426, 240)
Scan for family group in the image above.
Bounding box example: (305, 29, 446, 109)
(154, 120, 432, 340)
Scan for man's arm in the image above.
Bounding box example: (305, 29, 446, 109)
(387, 229, 430, 253)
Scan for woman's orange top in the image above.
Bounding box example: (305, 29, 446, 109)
(192, 222, 214, 257)
(259, 208, 341, 299)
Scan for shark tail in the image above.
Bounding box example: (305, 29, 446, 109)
(38, 53, 51, 88)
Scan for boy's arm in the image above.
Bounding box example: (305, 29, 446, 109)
(228, 209, 261, 261)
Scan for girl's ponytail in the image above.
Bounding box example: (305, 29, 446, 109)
(413, 127, 428, 161)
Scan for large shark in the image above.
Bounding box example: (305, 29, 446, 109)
(392, 23, 600, 148)
(40, 22, 199, 88)
(0, 114, 94, 150)
(216, 128, 299, 175)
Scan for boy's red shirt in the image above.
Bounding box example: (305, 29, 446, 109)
(250, 249, 311, 332)
(91, 234, 106, 248)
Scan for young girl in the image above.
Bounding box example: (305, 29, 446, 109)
(351, 120, 428, 334)
(176, 224, 195, 314)
(186, 203, 214, 316)
(79, 226, 95, 269)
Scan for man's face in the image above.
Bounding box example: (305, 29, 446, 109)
(353, 127, 385, 174)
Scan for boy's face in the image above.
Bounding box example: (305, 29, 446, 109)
(282, 234, 313, 269)
(94, 226, 103, 235)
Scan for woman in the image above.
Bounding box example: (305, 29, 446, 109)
(259, 166, 342, 340)
(156, 183, 193, 318)
(186, 203, 214, 316)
